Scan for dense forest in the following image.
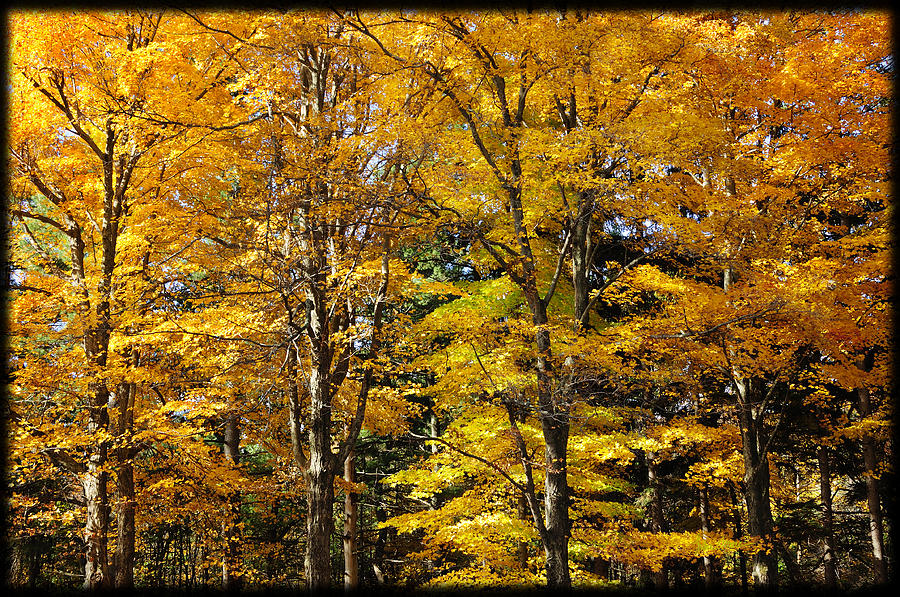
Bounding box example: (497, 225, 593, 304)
(5, 9, 893, 592)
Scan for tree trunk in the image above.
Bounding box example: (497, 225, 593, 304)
(111, 346, 138, 589)
(699, 484, 720, 589)
(647, 452, 668, 589)
(817, 446, 837, 587)
(222, 414, 242, 591)
(81, 285, 113, 590)
(592, 556, 609, 580)
(83, 314, 113, 589)
(305, 364, 336, 591)
(856, 364, 888, 584)
(736, 379, 777, 590)
(82, 449, 110, 590)
(531, 311, 570, 587)
(541, 408, 570, 587)
(305, 468, 336, 590)
(296, 212, 337, 591)
(112, 448, 135, 589)
(511, 179, 571, 587)
(571, 193, 592, 328)
(343, 448, 359, 590)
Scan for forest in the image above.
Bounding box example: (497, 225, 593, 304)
(5, 8, 893, 592)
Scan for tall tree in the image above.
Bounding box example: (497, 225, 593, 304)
(8, 10, 251, 587)
(175, 11, 415, 588)
(624, 11, 891, 589)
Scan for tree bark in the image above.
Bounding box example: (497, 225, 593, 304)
(112, 440, 136, 589)
(343, 448, 359, 590)
(111, 344, 139, 589)
(647, 452, 668, 589)
(571, 192, 593, 328)
(736, 378, 778, 590)
(856, 361, 888, 584)
(541, 408, 570, 587)
(304, 357, 337, 590)
(817, 446, 837, 587)
(222, 414, 242, 591)
(699, 484, 720, 589)
(511, 180, 571, 588)
(82, 291, 113, 590)
(82, 447, 110, 590)
(813, 444, 837, 587)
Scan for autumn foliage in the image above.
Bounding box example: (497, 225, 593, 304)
(6, 8, 892, 591)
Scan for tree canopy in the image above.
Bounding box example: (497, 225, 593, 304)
(6, 8, 892, 592)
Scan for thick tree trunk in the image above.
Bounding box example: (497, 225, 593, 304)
(541, 411, 570, 587)
(531, 307, 570, 587)
(295, 214, 338, 591)
(111, 347, 138, 589)
(112, 453, 135, 589)
(83, 448, 110, 590)
(343, 448, 359, 590)
(83, 334, 112, 589)
(306, 466, 336, 589)
(81, 150, 125, 590)
(305, 365, 336, 591)
(856, 369, 888, 584)
(736, 380, 777, 590)
(647, 452, 668, 589)
(222, 414, 242, 591)
(817, 446, 837, 587)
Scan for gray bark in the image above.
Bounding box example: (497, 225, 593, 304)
(304, 329, 338, 590)
(343, 449, 359, 590)
(294, 231, 390, 591)
(817, 445, 837, 587)
(855, 360, 888, 584)
(571, 193, 592, 328)
(736, 378, 778, 589)
(647, 452, 668, 589)
(222, 414, 242, 591)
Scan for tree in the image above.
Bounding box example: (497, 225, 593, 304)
(617, 11, 891, 589)
(341, 10, 708, 585)
(7, 10, 256, 587)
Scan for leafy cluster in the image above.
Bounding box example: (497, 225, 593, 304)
(6, 8, 892, 592)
